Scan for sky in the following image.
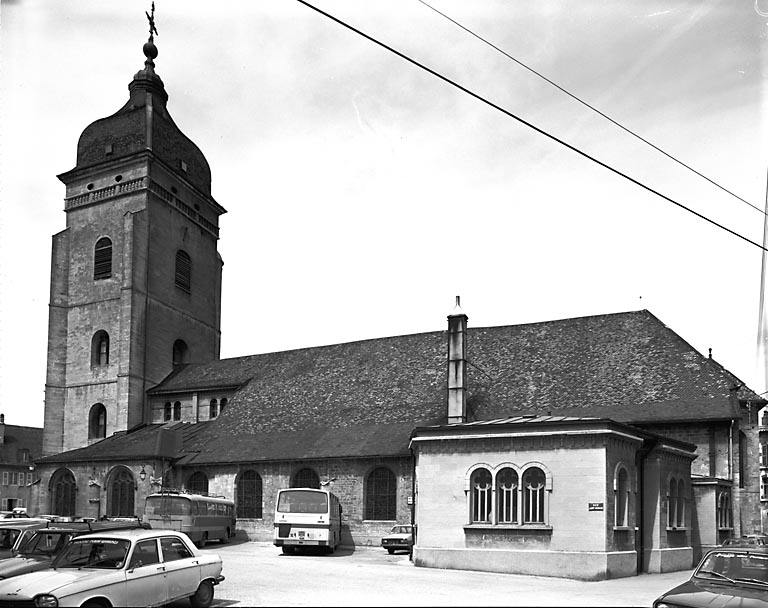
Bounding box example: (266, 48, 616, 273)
(1, 0, 767, 428)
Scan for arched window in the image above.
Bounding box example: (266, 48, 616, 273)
(220, 398, 227, 413)
(172, 340, 189, 367)
(94, 237, 112, 280)
(88, 403, 106, 440)
(668, 478, 679, 528)
(470, 468, 492, 523)
(91, 331, 109, 366)
(497, 467, 518, 524)
(164, 402, 172, 422)
(676, 479, 686, 528)
(50, 469, 76, 517)
(175, 250, 191, 292)
(364, 467, 396, 520)
(615, 467, 630, 527)
(210, 399, 218, 419)
(291, 468, 319, 489)
(523, 467, 546, 524)
(717, 491, 732, 529)
(236, 470, 262, 518)
(173, 401, 181, 421)
(108, 468, 135, 517)
(187, 472, 209, 495)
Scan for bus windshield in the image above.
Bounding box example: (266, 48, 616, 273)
(277, 490, 328, 514)
(145, 496, 191, 516)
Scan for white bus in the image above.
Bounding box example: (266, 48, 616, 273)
(273, 488, 342, 554)
(143, 490, 235, 547)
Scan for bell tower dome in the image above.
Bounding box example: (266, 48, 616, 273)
(43, 7, 226, 455)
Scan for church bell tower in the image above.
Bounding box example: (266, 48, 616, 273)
(42, 8, 226, 455)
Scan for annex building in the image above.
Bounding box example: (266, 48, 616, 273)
(28, 24, 765, 581)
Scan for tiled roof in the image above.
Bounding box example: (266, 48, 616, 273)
(40, 310, 761, 465)
(0, 425, 43, 464)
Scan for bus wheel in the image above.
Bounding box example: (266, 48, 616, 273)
(282, 546, 295, 555)
(189, 580, 214, 608)
(197, 533, 208, 549)
(221, 527, 230, 543)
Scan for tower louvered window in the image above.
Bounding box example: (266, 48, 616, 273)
(175, 250, 191, 292)
(94, 237, 112, 280)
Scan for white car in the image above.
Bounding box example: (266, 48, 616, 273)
(0, 528, 224, 607)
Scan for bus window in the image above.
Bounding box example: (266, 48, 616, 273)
(277, 490, 328, 514)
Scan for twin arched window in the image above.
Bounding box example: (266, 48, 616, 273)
(717, 491, 732, 529)
(469, 464, 550, 525)
(88, 403, 106, 440)
(91, 331, 109, 367)
(163, 401, 182, 422)
(94, 237, 112, 280)
(236, 470, 263, 519)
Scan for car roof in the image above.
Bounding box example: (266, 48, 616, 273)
(705, 545, 768, 556)
(71, 528, 189, 541)
(0, 520, 49, 528)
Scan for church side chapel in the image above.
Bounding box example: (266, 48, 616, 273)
(31, 8, 764, 580)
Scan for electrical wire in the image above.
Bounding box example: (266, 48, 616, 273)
(416, 0, 763, 217)
(296, 0, 767, 253)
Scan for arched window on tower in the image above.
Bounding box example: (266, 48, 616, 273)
(94, 237, 112, 280)
(174, 250, 191, 293)
(91, 331, 109, 367)
(88, 403, 106, 440)
(173, 340, 189, 367)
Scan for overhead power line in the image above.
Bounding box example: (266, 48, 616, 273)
(296, 0, 767, 253)
(416, 0, 763, 217)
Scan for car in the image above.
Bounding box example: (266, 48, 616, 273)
(0, 510, 29, 519)
(0, 519, 151, 580)
(0, 528, 224, 607)
(381, 524, 414, 555)
(0, 521, 51, 559)
(652, 545, 768, 608)
(722, 535, 767, 547)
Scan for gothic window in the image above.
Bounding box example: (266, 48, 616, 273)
(364, 467, 396, 521)
(91, 331, 109, 366)
(173, 401, 181, 421)
(210, 399, 218, 419)
(236, 470, 262, 518)
(523, 467, 546, 524)
(470, 467, 492, 523)
(94, 237, 112, 280)
(614, 466, 630, 527)
(108, 468, 135, 517)
(187, 472, 209, 495)
(291, 468, 319, 489)
(172, 340, 189, 367)
(88, 403, 106, 439)
(50, 469, 76, 517)
(496, 467, 518, 524)
(164, 402, 172, 422)
(174, 250, 191, 292)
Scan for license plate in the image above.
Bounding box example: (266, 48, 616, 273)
(299, 531, 305, 538)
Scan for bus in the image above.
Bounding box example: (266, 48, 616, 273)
(273, 488, 342, 554)
(143, 490, 235, 547)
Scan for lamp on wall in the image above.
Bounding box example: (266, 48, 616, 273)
(139, 465, 146, 482)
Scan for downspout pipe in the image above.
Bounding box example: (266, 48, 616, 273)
(409, 445, 416, 562)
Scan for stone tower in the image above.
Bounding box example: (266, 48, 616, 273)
(42, 21, 226, 455)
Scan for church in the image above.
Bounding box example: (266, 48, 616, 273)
(29, 18, 764, 581)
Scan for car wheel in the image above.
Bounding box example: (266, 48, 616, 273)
(189, 580, 214, 608)
(81, 601, 108, 608)
(282, 546, 295, 554)
(387, 548, 395, 555)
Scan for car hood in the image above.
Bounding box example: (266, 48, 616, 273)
(0, 557, 50, 579)
(0, 568, 110, 598)
(658, 579, 768, 607)
(383, 534, 412, 540)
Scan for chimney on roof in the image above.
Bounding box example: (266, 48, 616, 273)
(0, 413, 5, 444)
(447, 296, 468, 424)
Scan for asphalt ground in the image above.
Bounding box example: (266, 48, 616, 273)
(172, 537, 695, 607)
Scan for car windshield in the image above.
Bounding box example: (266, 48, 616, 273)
(696, 551, 768, 585)
(0, 529, 22, 549)
(391, 526, 412, 534)
(53, 538, 130, 569)
(20, 531, 73, 557)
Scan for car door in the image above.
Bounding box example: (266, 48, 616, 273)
(125, 538, 167, 606)
(160, 535, 201, 602)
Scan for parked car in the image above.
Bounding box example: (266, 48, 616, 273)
(381, 524, 414, 555)
(0, 521, 51, 559)
(0, 510, 29, 519)
(0, 528, 224, 607)
(0, 519, 151, 580)
(653, 545, 768, 608)
(722, 535, 768, 547)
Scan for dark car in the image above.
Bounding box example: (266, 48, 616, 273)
(653, 546, 768, 608)
(0, 519, 150, 580)
(0, 521, 51, 559)
(722, 535, 768, 547)
(381, 524, 414, 555)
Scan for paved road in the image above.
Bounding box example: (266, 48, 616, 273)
(179, 538, 693, 607)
